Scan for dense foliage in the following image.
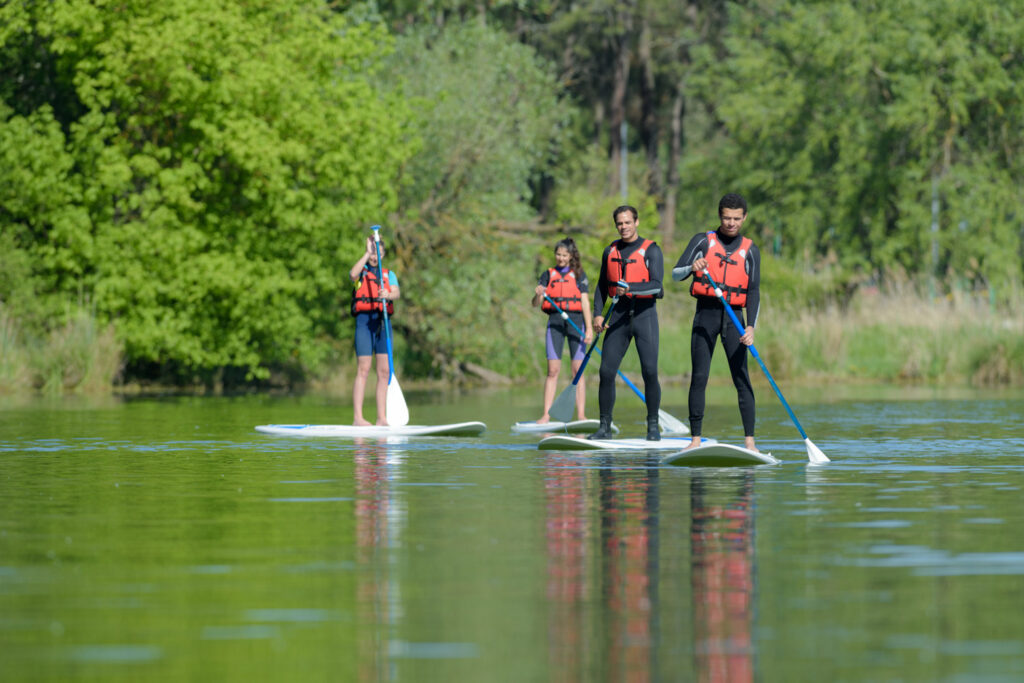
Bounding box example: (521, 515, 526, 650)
(2, 0, 1022, 389)
(1, 0, 412, 382)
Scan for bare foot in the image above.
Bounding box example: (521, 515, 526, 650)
(536, 415, 551, 424)
(353, 418, 372, 427)
(744, 437, 759, 452)
(375, 419, 389, 427)
(682, 437, 703, 451)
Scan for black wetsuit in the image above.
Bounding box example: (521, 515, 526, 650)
(673, 230, 761, 437)
(592, 238, 664, 422)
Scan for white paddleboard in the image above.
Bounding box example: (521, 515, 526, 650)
(255, 422, 486, 438)
(511, 419, 619, 434)
(537, 435, 717, 452)
(662, 442, 779, 466)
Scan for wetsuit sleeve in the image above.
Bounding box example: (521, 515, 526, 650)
(672, 233, 708, 282)
(577, 269, 589, 294)
(592, 246, 611, 317)
(746, 244, 761, 327)
(629, 243, 663, 297)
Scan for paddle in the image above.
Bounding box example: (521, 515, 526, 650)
(371, 225, 409, 427)
(699, 271, 829, 464)
(548, 289, 619, 423)
(542, 292, 688, 434)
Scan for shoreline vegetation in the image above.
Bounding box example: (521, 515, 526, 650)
(3, 272, 1021, 397)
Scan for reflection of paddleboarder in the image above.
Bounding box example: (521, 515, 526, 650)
(690, 471, 755, 683)
(597, 454, 660, 678)
(542, 454, 590, 679)
(353, 438, 405, 681)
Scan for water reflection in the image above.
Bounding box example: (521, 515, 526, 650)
(544, 454, 662, 680)
(354, 438, 406, 682)
(690, 471, 755, 683)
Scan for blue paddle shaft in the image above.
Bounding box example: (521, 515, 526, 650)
(567, 294, 617, 386)
(542, 292, 646, 402)
(371, 225, 395, 384)
(701, 272, 810, 440)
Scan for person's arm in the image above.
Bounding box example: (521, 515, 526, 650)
(350, 237, 375, 282)
(672, 233, 708, 281)
(743, 244, 761, 337)
(592, 247, 610, 329)
(580, 293, 594, 343)
(385, 271, 400, 301)
(532, 271, 550, 308)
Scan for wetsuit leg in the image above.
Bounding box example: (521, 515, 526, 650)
(632, 306, 661, 418)
(546, 321, 566, 361)
(721, 308, 756, 436)
(597, 319, 631, 419)
(567, 313, 586, 361)
(687, 305, 723, 435)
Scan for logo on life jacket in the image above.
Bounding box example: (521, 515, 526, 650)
(352, 267, 394, 315)
(690, 231, 752, 306)
(541, 268, 584, 313)
(607, 239, 655, 298)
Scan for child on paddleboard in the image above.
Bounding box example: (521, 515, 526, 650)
(350, 236, 400, 426)
(532, 237, 594, 423)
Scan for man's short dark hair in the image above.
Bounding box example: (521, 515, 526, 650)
(718, 193, 747, 217)
(613, 205, 638, 221)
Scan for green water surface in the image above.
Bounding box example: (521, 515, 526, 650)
(2, 385, 1023, 681)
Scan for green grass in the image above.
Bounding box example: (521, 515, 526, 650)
(0, 307, 122, 395)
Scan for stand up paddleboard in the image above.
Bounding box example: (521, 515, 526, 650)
(662, 442, 779, 466)
(255, 422, 486, 438)
(538, 435, 717, 452)
(511, 419, 619, 434)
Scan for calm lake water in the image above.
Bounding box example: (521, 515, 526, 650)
(2, 383, 1024, 681)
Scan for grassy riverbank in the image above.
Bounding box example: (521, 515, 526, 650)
(0, 310, 122, 396)
(3, 281, 1022, 396)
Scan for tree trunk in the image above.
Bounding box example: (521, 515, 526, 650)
(638, 13, 664, 235)
(663, 81, 685, 248)
(608, 5, 634, 196)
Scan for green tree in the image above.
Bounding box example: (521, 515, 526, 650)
(685, 0, 1024, 295)
(1, 0, 415, 382)
(381, 21, 571, 378)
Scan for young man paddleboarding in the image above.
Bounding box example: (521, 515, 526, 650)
(589, 205, 664, 441)
(672, 193, 762, 452)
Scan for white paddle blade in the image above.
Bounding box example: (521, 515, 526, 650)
(658, 409, 689, 435)
(548, 384, 578, 423)
(805, 438, 830, 464)
(386, 377, 409, 427)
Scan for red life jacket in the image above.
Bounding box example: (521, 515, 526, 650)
(352, 267, 394, 315)
(541, 268, 584, 313)
(690, 231, 752, 306)
(607, 239, 655, 298)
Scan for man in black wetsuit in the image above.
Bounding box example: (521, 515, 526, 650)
(589, 205, 664, 441)
(672, 193, 762, 452)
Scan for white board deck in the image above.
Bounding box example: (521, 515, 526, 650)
(538, 435, 717, 452)
(662, 442, 779, 466)
(255, 421, 487, 438)
(511, 419, 619, 434)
